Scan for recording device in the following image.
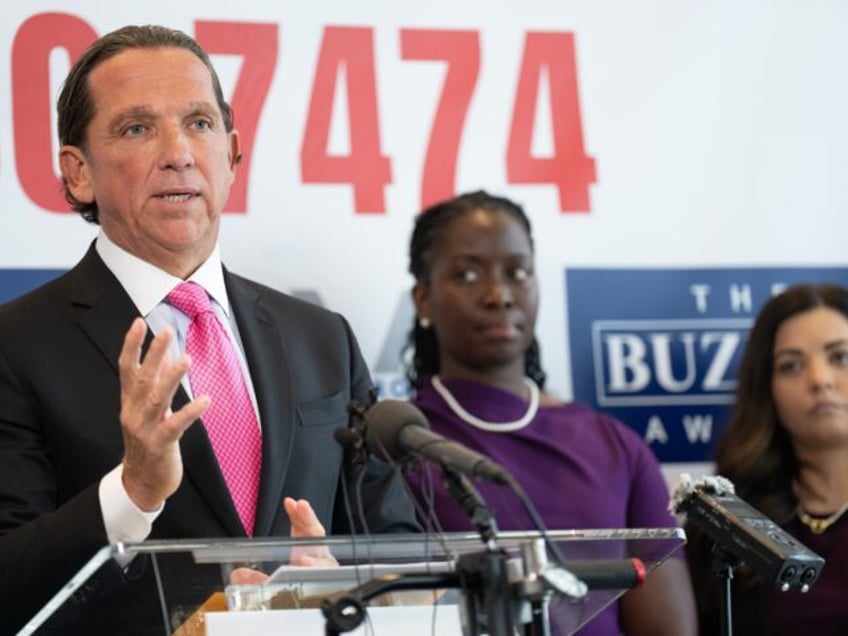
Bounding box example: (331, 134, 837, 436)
(362, 399, 513, 485)
(671, 474, 824, 592)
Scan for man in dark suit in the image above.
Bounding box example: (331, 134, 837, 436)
(0, 25, 418, 634)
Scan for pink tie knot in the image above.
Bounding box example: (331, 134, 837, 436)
(167, 281, 212, 319)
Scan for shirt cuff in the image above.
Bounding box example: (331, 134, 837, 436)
(99, 464, 163, 544)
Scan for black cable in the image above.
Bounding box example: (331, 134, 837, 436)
(506, 475, 568, 567)
(352, 462, 377, 636)
(414, 463, 451, 636)
(368, 434, 454, 561)
(338, 462, 363, 587)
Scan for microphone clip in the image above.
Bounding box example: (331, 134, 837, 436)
(339, 392, 378, 468)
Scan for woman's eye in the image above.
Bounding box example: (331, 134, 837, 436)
(457, 269, 478, 283)
(831, 350, 848, 367)
(775, 360, 801, 376)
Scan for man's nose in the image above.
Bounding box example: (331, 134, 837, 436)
(158, 126, 195, 170)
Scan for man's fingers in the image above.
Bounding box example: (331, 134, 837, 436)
(141, 352, 192, 420)
(230, 567, 270, 585)
(118, 319, 199, 431)
(119, 321, 173, 400)
(284, 497, 327, 537)
(157, 353, 191, 401)
(289, 552, 339, 568)
(137, 326, 174, 383)
(171, 394, 210, 433)
(283, 498, 338, 568)
(117, 318, 147, 377)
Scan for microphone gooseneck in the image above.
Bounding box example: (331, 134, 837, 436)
(362, 399, 572, 570)
(363, 399, 513, 485)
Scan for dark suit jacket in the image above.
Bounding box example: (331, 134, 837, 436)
(0, 244, 418, 634)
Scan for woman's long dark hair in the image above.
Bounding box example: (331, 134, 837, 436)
(686, 282, 848, 633)
(717, 283, 848, 521)
(403, 190, 546, 391)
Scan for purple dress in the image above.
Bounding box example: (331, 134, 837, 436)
(407, 376, 679, 636)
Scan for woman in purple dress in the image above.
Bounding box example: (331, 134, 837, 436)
(402, 190, 696, 636)
(686, 284, 848, 635)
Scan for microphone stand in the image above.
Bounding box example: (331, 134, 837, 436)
(441, 468, 517, 635)
(325, 400, 642, 635)
(710, 543, 738, 636)
(322, 467, 589, 636)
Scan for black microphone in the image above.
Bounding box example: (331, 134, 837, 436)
(671, 474, 824, 592)
(363, 399, 513, 485)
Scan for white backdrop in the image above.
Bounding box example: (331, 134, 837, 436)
(2, 2, 847, 478)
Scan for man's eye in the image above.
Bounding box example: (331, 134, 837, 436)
(124, 124, 146, 136)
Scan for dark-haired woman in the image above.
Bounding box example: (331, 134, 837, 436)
(686, 283, 848, 635)
(403, 190, 696, 636)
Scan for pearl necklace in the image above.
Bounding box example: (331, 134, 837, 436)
(797, 502, 848, 535)
(431, 375, 540, 433)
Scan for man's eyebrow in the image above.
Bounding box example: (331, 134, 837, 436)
(185, 101, 221, 119)
(107, 106, 155, 132)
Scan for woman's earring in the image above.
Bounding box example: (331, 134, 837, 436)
(418, 317, 431, 329)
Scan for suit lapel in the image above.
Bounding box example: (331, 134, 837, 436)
(71, 244, 146, 376)
(225, 272, 296, 536)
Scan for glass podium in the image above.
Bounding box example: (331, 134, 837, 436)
(19, 528, 685, 636)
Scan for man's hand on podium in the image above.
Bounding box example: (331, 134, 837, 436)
(284, 496, 339, 567)
(229, 496, 339, 585)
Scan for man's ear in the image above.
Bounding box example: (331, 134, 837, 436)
(59, 146, 94, 204)
(228, 130, 241, 172)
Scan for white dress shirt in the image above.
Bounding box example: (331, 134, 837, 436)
(95, 231, 260, 546)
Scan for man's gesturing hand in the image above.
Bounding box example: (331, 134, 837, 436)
(119, 318, 210, 511)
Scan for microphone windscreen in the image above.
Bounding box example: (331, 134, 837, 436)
(669, 473, 736, 519)
(364, 399, 429, 461)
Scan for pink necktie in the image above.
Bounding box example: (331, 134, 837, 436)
(167, 281, 262, 536)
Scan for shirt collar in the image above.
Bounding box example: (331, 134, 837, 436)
(95, 231, 230, 317)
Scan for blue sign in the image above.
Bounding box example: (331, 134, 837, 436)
(0, 269, 64, 304)
(566, 267, 848, 463)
